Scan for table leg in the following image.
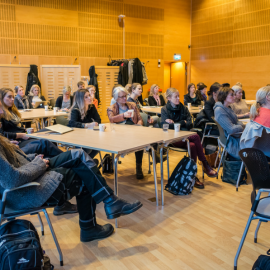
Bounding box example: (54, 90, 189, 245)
(160, 145, 164, 206)
(186, 138, 191, 157)
(150, 146, 158, 206)
(114, 154, 120, 228)
(167, 148, 170, 181)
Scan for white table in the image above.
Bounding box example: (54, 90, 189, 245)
(141, 106, 202, 115)
(28, 125, 194, 208)
(20, 109, 68, 128)
(239, 118, 250, 123)
(245, 100, 256, 105)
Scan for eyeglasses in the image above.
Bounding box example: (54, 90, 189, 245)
(118, 95, 127, 99)
(229, 93, 236, 97)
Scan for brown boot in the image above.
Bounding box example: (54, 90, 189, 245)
(202, 160, 218, 178)
(194, 177, 204, 189)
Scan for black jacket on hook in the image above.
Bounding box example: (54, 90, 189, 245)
(89, 66, 100, 105)
(25, 65, 41, 96)
(132, 58, 143, 85)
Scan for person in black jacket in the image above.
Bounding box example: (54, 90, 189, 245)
(204, 83, 221, 122)
(148, 84, 166, 106)
(161, 88, 217, 188)
(184, 83, 202, 107)
(0, 88, 64, 158)
(55, 86, 74, 111)
(68, 89, 101, 158)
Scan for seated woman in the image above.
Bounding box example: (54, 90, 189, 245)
(0, 136, 142, 242)
(214, 87, 245, 159)
(0, 88, 63, 157)
(68, 89, 101, 158)
(235, 82, 246, 99)
(28, 85, 46, 108)
(197, 83, 207, 103)
(14, 85, 32, 110)
(87, 85, 98, 110)
(107, 86, 145, 179)
(148, 84, 166, 106)
(184, 83, 202, 107)
(240, 86, 270, 156)
(55, 86, 74, 112)
(161, 88, 217, 189)
(110, 84, 122, 105)
(230, 85, 250, 118)
(127, 83, 159, 127)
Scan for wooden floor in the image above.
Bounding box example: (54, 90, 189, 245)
(28, 150, 267, 270)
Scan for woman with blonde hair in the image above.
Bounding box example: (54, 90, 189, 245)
(230, 85, 249, 118)
(161, 88, 217, 188)
(55, 85, 74, 111)
(240, 86, 270, 155)
(148, 84, 166, 106)
(28, 84, 46, 108)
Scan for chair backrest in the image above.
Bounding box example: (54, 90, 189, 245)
(253, 129, 270, 158)
(239, 148, 270, 192)
(144, 98, 149, 106)
(55, 116, 69, 126)
(212, 117, 227, 146)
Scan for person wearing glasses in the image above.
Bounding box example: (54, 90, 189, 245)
(55, 86, 74, 112)
(87, 85, 98, 110)
(214, 87, 245, 159)
(107, 86, 144, 180)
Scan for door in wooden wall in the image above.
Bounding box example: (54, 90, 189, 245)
(0, 64, 30, 89)
(170, 62, 187, 103)
(40, 65, 81, 101)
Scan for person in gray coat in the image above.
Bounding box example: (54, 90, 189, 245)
(0, 135, 142, 243)
(214, 87, 245, 159)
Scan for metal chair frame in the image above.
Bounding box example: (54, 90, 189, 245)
(0, 182, 63, 266)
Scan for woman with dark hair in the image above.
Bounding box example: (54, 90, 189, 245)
(204, 83, 221, 122)
(0, 133, 142, 242)
(184, 83, 202, 106)
(214, 87, 245, 159)
(197, 83, 207, 103)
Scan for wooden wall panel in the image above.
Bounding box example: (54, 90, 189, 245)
(191, 0, 270, 99)
(0, 0, 191, 98)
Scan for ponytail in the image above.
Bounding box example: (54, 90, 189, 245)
(250, 102, 260, 120)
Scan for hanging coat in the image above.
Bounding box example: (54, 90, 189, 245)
(25, 65, 41, 96)
(89, 66, 100, 105)
(132, 58, 143, 85)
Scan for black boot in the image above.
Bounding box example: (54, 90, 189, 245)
(80, 223, 114, 242)
(136, 163, 144, 179)
(103, 195, 142, 219)
(53, 201, 78, 216)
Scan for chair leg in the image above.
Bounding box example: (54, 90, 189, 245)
(234, 211, 254, 270)
(201, 134, 205, 145)
(37, 213, 44, 236)
(236, 162, 244, 192)
(217, 147, 226, 176)
(215, 146, 221, 168)
(42, 209, 63, 266)
(167, 149, 170, 180)
(148, 151, 151, 174)
(98, 151, 103, 168)
(254, 220, 262, 243)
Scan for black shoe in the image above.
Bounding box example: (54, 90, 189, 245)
(194, 177, 204, 189)
(53, 201, 78, 216)
(80, 223, 114, 242)
(136, 163, 144, 179)
(104, 195, 143, 219)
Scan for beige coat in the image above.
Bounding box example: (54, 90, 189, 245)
(107, 102, 143, 125)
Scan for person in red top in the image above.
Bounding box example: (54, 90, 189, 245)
(250, 86, 270, 127)
(87, 85, 98, 110)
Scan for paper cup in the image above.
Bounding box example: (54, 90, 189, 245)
(26, 128, 34, 134)
(54, 107, 59, 113)
(128, 109, 134, 117)
(45, 105, 49, 111)
(187, 103, 191, 109)
(174, 123, 180, 132)
(99, 124, 106, 132)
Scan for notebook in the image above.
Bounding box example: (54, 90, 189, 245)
(45, 124, 73, 135)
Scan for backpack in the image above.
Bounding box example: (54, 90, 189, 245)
(221, 155, 247, 185)
(100, 154, 114, 174)
(165, 156, 197, 195)
(0, 219, 47, 270)
(252, 249, 270, 269)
